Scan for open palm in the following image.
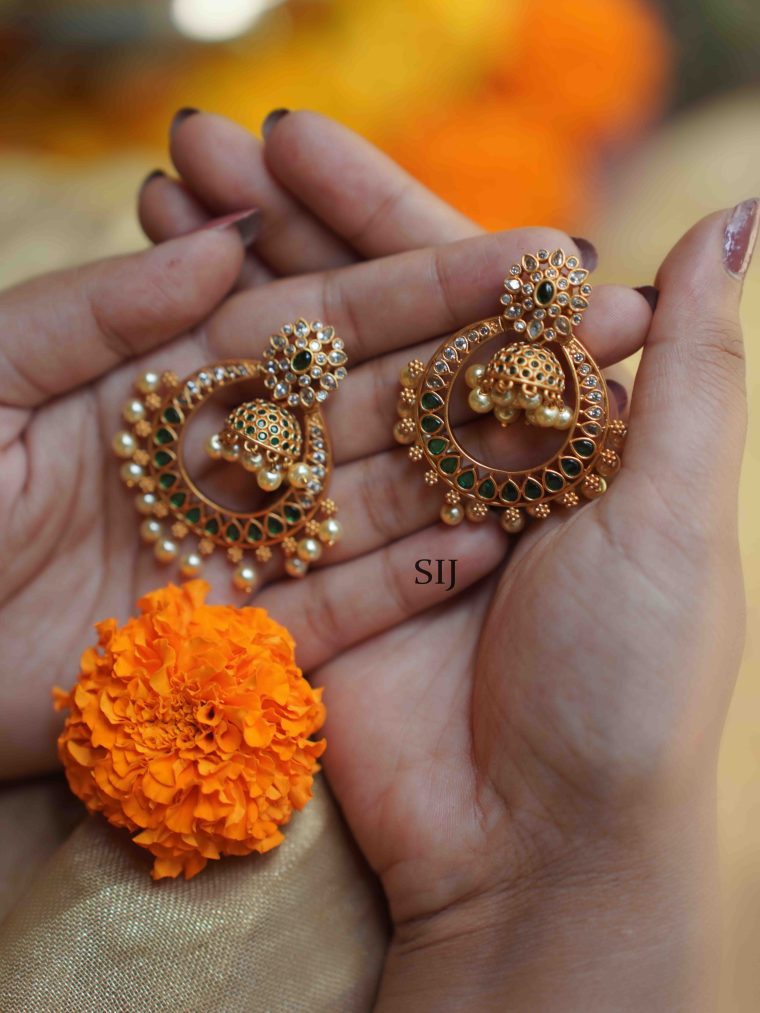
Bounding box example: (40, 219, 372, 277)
(2, 112, 748, 1009)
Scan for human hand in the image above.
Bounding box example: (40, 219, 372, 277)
(138, 112, 749, 1012)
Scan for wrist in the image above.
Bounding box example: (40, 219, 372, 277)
(375, 799, 719, 1012)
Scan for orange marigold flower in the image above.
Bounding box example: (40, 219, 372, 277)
(53, 580, 326, 881)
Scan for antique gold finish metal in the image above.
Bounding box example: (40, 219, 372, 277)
(395, 249, 626, 529)
(113, 319, 347, 589)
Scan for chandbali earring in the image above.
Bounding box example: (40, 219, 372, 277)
(112, 319, 347, 590)
(394, 249, 626, 532)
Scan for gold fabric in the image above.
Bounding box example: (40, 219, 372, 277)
(0, 778, 388, 1012)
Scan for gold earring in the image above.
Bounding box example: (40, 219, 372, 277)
(113, 319, 347, 590)
(394, 249, 626, 532)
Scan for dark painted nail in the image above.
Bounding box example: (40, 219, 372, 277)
(139, 168, 165, 194)
(262, 108, 290, 140)
(606, 379, 628, 415)
(570, 236, 598, 272)
(723, 198, 759, 280)
(198, 209, 262, 248)
(170, 107, 199, 140)
(634, 285, 659, 312)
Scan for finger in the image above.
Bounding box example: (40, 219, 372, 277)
(208, 230, 650, 374)
(262, 109, 481, 254)
(169, 111, 356, 275)
(624, 200, 756, 523)
(0, 223, 248, 408)
(138, 170, 207, 241)
(138, 172, 275, 286)
(258, 520, 507, 672)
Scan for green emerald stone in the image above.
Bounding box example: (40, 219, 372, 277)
(545, 471, 564, 492)
(154, 427, 175, 446)
(204, 519, 219, 536)
(267, 516, 284, 536)
(500, 481, 519, 503)
(159, 473, 177, 489)
(572, 439, 595, 458)
(457, 470, 476, 491)
(524, 478, 542, 500)
(185, 507, 201, 524)
(427, 438, 446, 455)
(170, 492, 186, 509)
(292, 350, 312, 372)
(246, 522, 263, 543)
(154, 451, 173, 467)
(246, 426, 255, 436)
(225, 523, 241, 542)
(162, 406, 182, 425)
(478, 478, 496, 500)
(284, 504, 302, 524)
(421, 392, 443, 410)
(440, 456, 459, 475)
(536, 280, 555, 306)
(421, 415, 442, 434)
(561, 457, 582, 479)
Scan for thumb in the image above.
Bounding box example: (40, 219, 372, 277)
(0, 210, 258, 408)
(623, 199, 757, 531)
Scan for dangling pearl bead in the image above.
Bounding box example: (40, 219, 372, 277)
(534, 404, 559, 428)
(494, 405, 519, 425)
(491, 387, 515, 407)
(287, 462, 313, 489)
(399, 365, 416, 388)
(154, 537, 179, 564)
(232, 562, 258, 593)
(257, 467, 283, 492)
(468, 388, 493, 414)
(136, 370, 161, 394)
(502, 510, 525, 534)
(221, 442, 240, 463)
(112, 430, 137, 458)
(465, 363, 486, 389)
(298, 537, 323, 563)
(120, 461, 144, 486)
(319, 517, 343, 545)
(440, 502, 464, 525)
(393, 421, 415, 445)
(285, 556, 308, 578)
(135, 492, 157, 515)
(556, 406, 574, 430)
(122, 398, 146, 424)
(139, 518, 162, 543)
(180, 552, 203, 578)
(206, 433, 223, 460)
(518, 390, 542, 410)
(241, 451, 264, 473)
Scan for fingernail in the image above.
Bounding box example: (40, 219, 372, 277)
(139, 168, 165, 194)
(570, 236, 598, 272)
(198, 209, 261, 248)
(634, 285, 659, 312)
(170, 107, 199, 140)
(723, 198, 759, 280)
(262, 108, 289, 140)
(606, 379, 628, 415)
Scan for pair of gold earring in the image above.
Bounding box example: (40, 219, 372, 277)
(112, 250, 625, 593)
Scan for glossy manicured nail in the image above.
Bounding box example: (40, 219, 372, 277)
(723, 198, 759, 280)
(570, 236, 598, 272)
(139, 168, 165, 194)
(170, 107, 199, 140)
(635, 285, 659, 312)
(262, 108, 290, 140)
(198, 209, 262, 248)
(606, 379, 628, 415)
